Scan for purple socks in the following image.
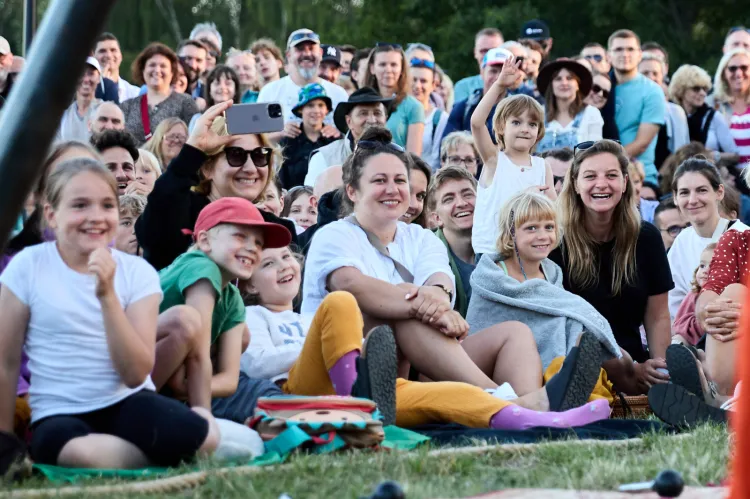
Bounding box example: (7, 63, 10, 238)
(490, 399, 611, 430)
(328, 350, 360, 396)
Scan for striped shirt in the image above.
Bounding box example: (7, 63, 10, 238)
(729, 106, 750, 167)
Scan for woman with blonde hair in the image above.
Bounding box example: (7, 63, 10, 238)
(135, 101, 296, 270)
(549, 140, 674, 394)
(143, 118, 188, 170)
(363, 44, 425, 153)
(708, 48, 750, 164)
(669, 64, 739, 159)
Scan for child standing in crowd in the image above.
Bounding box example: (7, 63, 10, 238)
(672, 243, 716, 346)
(153, 197, 291, 422)
(243, 245, 612, 429)
(0, 159, 247, 468)
(470, 54, 555, 256)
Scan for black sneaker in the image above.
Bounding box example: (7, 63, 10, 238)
(351, 326, 397, 426)
(648, 383, 727, 428)
(666, 344, 704, 399)
(545, 331, 605, 412)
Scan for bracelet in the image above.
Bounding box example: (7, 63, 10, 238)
(431, 284, 454, 302)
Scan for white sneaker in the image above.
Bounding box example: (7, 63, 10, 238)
(214, 418, 265, 461)
(487, 382, 518, 401)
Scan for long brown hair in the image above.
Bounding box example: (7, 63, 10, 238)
(544, 68, 586, 123)
(363, 45, 410, 106)
(558, 140, 641, 295)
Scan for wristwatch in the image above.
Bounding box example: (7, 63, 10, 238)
(432, 284, 454, 302)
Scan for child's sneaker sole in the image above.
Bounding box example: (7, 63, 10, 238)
(648, 383, 727, 428)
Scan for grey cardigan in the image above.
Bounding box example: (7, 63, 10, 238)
(466, 253, 621, 370)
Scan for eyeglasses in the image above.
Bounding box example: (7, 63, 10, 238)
(445, 156, 478, 167)
(164, 134, 187, 145)
(573, 139, 621, 156)
(584, 54, 604, 63)
(224, 146, 272, 167)
(727, 65, 749, 74)
(659, 224, 689, 238)
(356, 140, 405, 153)
(375, 42, 403, 50)
(410, 58, 435, 70)
(591, 84, 610, 99)
(689, 86, 709, 93)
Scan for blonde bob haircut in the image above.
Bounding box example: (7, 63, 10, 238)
(558, 139, 640, 295)
(668, 65, 712, 104)
(491, 94, 545, 151)
(193, 115, 279, 203)
(495, 190, 561, 259)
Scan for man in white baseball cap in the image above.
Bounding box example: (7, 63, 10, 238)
(0, 36, 15, 110)
(55, 57, 103, 142)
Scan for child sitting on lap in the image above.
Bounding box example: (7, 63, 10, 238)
(672, 243, 716, 346)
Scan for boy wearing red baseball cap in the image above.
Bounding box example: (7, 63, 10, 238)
(153, 198, 291, 419)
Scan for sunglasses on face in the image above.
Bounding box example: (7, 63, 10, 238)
(376, 42, 403, 50)
(289, 32, 320, 45)
(728, 26, 750, 36)
(660, 224, 689, 237)
(356, 140, 405, 153)
(727, 65, 750, 74)
(584, 54, 604, 63)
(689, 86, 709, 93)
(223, 146, 272, 168)
(591, 84, 610, 99)
(410, 58, 435, 70)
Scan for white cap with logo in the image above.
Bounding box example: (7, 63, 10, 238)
(0, 36, 11, 55)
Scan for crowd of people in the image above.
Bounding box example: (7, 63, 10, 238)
(0, 19, 748, 470)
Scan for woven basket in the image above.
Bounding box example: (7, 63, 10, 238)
(611, 394, 652, 419)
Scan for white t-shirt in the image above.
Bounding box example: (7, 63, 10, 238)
(117, 78, 141, 102)
(0, 242, 161, 423)
(302, 219, 454, 315)
(667, 218, 750, 319)
(241, 306, 313, 382)
(257, 76, 349, 125)
(545, 105, 603, 145)
(422, 108, 450, 170)
(472, 152, 547, 255)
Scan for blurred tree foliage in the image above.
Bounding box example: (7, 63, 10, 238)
(1, 0, 748, 82)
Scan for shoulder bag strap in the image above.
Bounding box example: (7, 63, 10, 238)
(140, 95, 153, 140)
(345, 216, 414, 283)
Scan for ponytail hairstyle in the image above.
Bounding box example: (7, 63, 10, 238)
(340, 126, 410, 216)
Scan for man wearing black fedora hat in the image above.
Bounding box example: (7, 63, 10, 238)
(303, 87, 392, 186)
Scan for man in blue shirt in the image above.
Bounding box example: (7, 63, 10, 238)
(608, 29, 665, 184)
(453, 28, 504, 103)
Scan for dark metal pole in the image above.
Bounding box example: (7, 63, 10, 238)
(22, 0, 37, 56)
(0, 0, 118, 252)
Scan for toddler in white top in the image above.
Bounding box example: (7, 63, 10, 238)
(470, 53, 556, 255)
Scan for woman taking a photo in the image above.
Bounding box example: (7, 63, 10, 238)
(135, 100, 296, 271)
(121, 43, 198, 144)
(535, 59, 603, 154)
(363, 44, 425, 154)
(550, 140, 674, 394)
(669, 65, 739, 160)
(667, 158, 749, 318)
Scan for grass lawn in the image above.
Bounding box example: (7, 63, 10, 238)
(1, 423, 730, 498)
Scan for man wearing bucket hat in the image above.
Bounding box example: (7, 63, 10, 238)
(55, 57, 104, 142)
(303, 87, 392, 187)
(258, 28, 348, 136)
(279, 83, 337, 188)
(534, 58, 604, 153)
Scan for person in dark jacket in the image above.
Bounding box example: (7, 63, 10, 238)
(278, 83, 336, 188)
(135, 100, 297, 270)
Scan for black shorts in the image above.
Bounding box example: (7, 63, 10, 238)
(31, 390, 209, 466)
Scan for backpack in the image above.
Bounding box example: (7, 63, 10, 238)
(248, 395, 386, 454)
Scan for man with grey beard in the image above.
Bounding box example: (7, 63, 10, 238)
(258, 28, 348, 141)
(0, 36, 16, 111)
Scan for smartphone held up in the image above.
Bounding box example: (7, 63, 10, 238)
(225, 102, 285, 135)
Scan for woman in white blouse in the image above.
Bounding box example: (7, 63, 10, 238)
(535, 59, 603, 154)
(304, 127, 560, 399)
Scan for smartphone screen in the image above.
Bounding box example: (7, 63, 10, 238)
(225, 102, 285, 135)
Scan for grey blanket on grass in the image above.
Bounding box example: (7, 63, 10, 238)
(466, 253, 621, 370)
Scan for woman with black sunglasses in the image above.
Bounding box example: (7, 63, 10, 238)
(135, 100, 297, 270)
(708, 48, 750, 165)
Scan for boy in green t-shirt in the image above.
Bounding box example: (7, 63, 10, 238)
(153, 197, 291, 412)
